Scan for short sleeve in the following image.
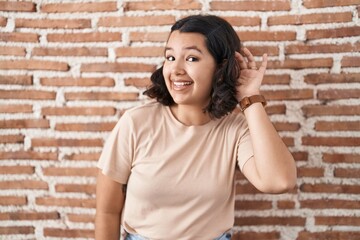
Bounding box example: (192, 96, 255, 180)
(236, 124, 254, 172)
(97, 112, 134, 184)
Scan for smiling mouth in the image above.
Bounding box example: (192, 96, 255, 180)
(173, 81, 193, 86)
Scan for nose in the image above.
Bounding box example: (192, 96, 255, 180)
(171, 59, 185, 75)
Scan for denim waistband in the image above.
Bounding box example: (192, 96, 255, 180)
(124, 230, 232, 240)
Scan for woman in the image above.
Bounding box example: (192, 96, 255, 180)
(95, 15, 297, 240)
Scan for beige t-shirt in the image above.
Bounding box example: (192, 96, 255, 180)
(97, 101, 253, 240)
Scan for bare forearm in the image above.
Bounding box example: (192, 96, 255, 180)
(95, 212, 121, 240)
(244, 103, 297, 192)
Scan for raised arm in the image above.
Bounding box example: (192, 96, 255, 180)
(235, 48, 297, 193)
(95, 170, 125, 239)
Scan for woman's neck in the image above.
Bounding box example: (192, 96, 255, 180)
(170, 104, 212, 126)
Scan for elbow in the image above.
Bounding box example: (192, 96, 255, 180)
(259, 173, 297, 194)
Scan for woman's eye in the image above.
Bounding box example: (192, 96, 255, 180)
(166, 56, 175, 61)
(187, 56, 198, 62)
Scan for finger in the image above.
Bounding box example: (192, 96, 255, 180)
(258, 53, 268, 74)
(235, 51, 248, 69)
(242, 47, 257, 69)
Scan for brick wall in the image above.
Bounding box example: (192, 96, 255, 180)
(0, 0, 359, 239)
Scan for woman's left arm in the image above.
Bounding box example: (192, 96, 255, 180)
(235, 48, 297, 194)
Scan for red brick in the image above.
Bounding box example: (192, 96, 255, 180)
(81, 62, 155, 73)
(0, 151, 57, 161)
(0, 2, 36, 12)
(0, 90, 56, 100)
(0, 135, 24, 144)
(64, 91, 139, 101)
(334, 168, 360, 178)
(302, 136, 360, 146)
(40, 77, 114, 86)
(315, 216, 360, 226)
(124, 0, 201, 11)
(342, 56, 360, 67)
(41, 2, 117, 13)
(283, 137, 295, 146)
(317, 89, 360, 100)
(0, 211, 59, 220)
(64, 152, 101, 161)
(302, 105, 360, 116)
(0, 104, 32, 113)
(304, 73, 360, 84)
(263, 89, 313, 100)
(277, 200, 295, 209)
(67, 214, 94, 223)
(0, 166, 34, 175)
(0, 46, 26, 56)
(286, 42, 359, 54)
(323, 153, 360, 163)
(315, 121, 360, 131)
(43, 167, 97, 177)
(238, 31, 296, 41)
(31, 138, 103, 147)
(303, 0, 360, 8)
(297, 231, 360, 240)
(47, 32, 121, 42)
(44, 228, 94, 238)
(36, 197, 95, 208)
(0, 119, 49, 129)
(0, 75, 32, 85)
(262, 74, 290, 85)
(297, 167, 324, 177)
(265, 104, 286, 115)
(273, 122, 300, 131)
(130, 32, 169, 42)
(300, 199, 360, 209)
(267, 58, 333, 69)
(300, 183, 360, 194)
(245, 46, 279, 56)
(98, 15, 175, 27)
(235, 200, 272, 210)
(55, 184, 96, 194)
(211, 1, 291, 11)
(116, 47, 164, 57)
(0, 180, 48, 190)
(0, 196, 27, 205)
(125, 77, 152, 88)
(15, 19, 91, 29)
(236, 183, 262, 194)
(221, 16, 260, 26)
(55, 122, 116, 132)
(235, 216, 305, 226)
(307, 26, 360, 40)
(0, 226, 34, 235)
(33, 47, 107, 57)
(268, 12, 352, 25)
(42, 106, 116, 116)
(0, 60, 68, 71)
(0, 17, 6, 27)
(0, 32, 39, 42)
(292, 151, 308, 161)
(233, 231, 280, 240)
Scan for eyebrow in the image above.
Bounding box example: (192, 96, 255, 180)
(165, 46, 203, 54)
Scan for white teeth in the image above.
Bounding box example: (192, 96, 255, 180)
(173, 81, 192, 86)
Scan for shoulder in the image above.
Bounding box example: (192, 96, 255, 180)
(122, 101, 164, 125)
(125, 101, 163, 117)
(221, 108, 247, 126)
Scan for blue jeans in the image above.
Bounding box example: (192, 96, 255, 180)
(125, 230, 232, 240)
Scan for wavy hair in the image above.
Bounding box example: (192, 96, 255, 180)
(143, 15, 241, 119)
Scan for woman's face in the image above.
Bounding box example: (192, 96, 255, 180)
(162, 30, 217, 108)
